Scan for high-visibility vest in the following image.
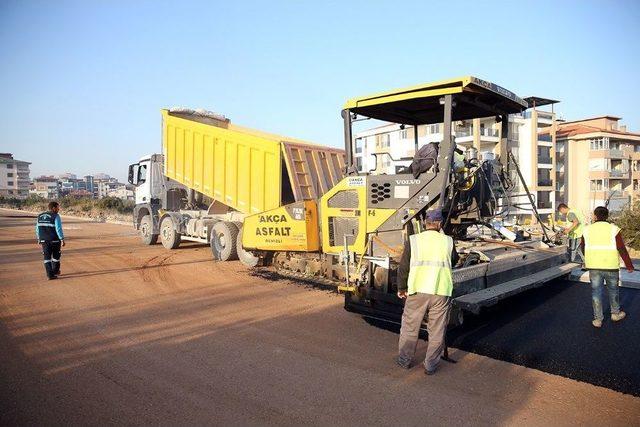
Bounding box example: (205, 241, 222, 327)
(407, 230, 454, 296)
(37, 211, 59, 242)
(583, 221, 620, 270)
(567, 209, 585, 239)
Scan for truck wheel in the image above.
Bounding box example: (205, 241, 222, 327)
(139, 214, 158, 245)
(160, 216, 181, 250)
(210, 221, 238, 261)
(236, 225, 260, 267)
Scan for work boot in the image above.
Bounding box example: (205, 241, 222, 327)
(592, 319, 602, 328)
(424, 367, 436, 376)
(45, 262, 55, 280)
(611, 311, 626, 322)
(396, 357, 411, 370)
(48, 275, 57, 280)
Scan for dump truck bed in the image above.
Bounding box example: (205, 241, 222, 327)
(162, 109, 345, 214)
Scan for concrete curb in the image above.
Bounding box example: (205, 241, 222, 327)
(0, 207, 132, 227)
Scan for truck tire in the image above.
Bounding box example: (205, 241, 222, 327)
(210, 221, 238, 261)
(160, 216, 181, 250)
(236, 224, 260, 267)
(139, 214, 158, 245)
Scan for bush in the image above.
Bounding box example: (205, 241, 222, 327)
(613, 202, 640, 251)
(0, 196, 24, 208)
(116, 199, 135, 214)
(1, 194, 134, 218)
(96, 197, 123, 211)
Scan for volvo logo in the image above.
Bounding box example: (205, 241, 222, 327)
(395, 179, 421, 185)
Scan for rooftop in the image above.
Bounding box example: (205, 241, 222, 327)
(560, 115, 622, 125)
(523, 96, 560, 108)
(547, 122, 640, 139)
(0, 153, 30, 165)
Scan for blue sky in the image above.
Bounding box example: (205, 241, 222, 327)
(1, 0, 639, 181)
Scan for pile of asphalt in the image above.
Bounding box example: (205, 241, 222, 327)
(449, 279, 640, 396)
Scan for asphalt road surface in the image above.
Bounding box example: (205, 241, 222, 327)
(449, 278, 640, 397)
(1, 209, 639, 426)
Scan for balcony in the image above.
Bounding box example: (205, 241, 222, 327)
(480, 128, 499, 137)
(609, 149, 624, 158)
(537, 179, 553, 187)
(610, 169, 629, 179)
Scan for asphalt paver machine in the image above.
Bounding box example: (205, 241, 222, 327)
(241, 76, 577, 325)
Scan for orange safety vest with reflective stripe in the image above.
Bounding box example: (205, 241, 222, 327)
(407, 230, 454, 296)
(583, 221, 621, 270)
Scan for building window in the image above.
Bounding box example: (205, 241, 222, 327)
(399, 127, 415, 141)
(7, 172, 13, 177)
(7, 181, 13, 186)
(355, 138, 363, 154)
(589, 158, 609, 171)
(377, 133, 390, 148)
(590, 179, 608, 191)
(589, 137, 609, 150)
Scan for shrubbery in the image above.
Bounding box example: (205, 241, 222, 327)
(96, 197, 135, 214)
(613, 202, 640, 251)
(0, 195, 135, 216)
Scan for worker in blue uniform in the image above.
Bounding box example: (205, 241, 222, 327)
(36, 201, 65, 280)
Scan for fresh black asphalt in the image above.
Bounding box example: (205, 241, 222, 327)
(448, 279, 640, 397)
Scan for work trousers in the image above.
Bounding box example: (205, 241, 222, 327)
(398, 293, 451, 371)
(568, 237, 584, 263)
(589, 270, 621, 321)
(41, 241, 61, 279)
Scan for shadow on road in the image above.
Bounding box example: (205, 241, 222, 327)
(59, 259, 213, 279)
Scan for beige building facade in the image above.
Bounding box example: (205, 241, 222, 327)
(554, 116, 640, 217)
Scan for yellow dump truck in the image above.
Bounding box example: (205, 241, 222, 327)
(128, 108, 345, 263)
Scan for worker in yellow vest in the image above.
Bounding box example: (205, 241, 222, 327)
(581, 206, 634, 328)
(557, 203, 585, 263)
(396, 209, 458, 375)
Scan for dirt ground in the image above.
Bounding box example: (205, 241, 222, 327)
(1, 209, 639, 426)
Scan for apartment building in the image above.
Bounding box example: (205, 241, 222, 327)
(553, 116, 640, 215)
(0, 153, 31, 199)
(98, 180, 121, 198)
(353, 99, 559, 223)
(30, 176, 60, 199)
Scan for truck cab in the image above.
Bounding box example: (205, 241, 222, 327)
(128, 154, 164, 245)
